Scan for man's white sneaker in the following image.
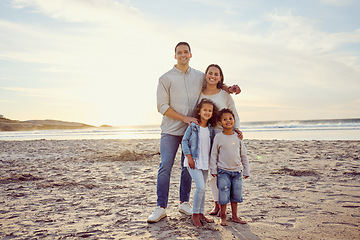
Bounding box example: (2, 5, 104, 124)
(178, 202, 192, 215)
(147, 206, 166, 223)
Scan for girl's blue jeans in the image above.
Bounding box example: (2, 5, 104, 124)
(187, 168, 208, 214)
(157, 134, 192, 208)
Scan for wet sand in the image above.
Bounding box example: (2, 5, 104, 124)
(0, 139, 359, 239)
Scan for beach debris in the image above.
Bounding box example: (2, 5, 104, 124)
(342, 171, 360, 176)
(37, 180, 97, 189)
(95, 150, 160, 162)
(271, 167, 319, 176)
(0, 173, 43, 183)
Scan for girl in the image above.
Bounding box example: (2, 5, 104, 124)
(199, 64, 242, 216)
(181, 98, 218, 227)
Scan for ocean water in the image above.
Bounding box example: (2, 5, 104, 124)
(0, 118, 359, 141)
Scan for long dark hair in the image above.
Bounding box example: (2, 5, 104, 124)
(193, 98, 218, 127)
(204, 64, 224, 89)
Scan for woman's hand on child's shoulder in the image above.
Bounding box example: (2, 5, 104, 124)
(234, 128, 243, 140)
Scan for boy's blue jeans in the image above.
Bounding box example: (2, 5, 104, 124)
(157, 134, 192, 208)
(217, 168, 243, 205)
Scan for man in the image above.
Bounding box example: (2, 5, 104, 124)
(147, 42, 240, 223)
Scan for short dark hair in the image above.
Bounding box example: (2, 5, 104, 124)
(193, 98, 218, 127)
(218, 108, 235, 122)
(204, 64, 224, 89)
(175, 42, 191, 53)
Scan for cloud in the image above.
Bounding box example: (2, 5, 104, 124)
(265, 10, 360, 53)
(180, 9, 360, 121)
(1, 1, 175, 125)
(0, 100, 15, 103)
(319, 0, 357, 6)
(11, 0, 142, 24)
(0, 7, 169, 85)
(0, 86, 69, 99)
(2, 0, 359, 123)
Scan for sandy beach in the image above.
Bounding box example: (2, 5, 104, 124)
(0, 139, 359, 239)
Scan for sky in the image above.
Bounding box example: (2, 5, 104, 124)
(0, 0, 359, 127)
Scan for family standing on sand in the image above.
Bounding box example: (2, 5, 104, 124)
(148, 42, 250, 227)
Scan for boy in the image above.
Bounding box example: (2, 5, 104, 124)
(210, 108, 250, 226)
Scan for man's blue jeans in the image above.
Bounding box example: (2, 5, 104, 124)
(157, 133, 192, 208)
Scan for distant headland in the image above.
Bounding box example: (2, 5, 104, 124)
(0, 117, 110, 131)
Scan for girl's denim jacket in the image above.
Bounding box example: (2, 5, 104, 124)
(181, 122, 215, 159)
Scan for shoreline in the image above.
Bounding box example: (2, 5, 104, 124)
(1, 129, 360, 141)
(1, 139, 359, 239)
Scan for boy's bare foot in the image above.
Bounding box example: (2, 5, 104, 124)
(199, 214, 214, 223)
(192, 214, 203, 227)
(231, 216, 247, 224)
(219, 204, 228, 226)
(220, 217, 228, 226)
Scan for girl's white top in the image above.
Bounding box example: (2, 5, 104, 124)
(184, 126, 211, 170)
(199, 89, 240, 130)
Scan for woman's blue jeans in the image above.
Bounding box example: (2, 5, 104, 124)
(157, 134, 192, 208)
(187, 168, 208, 214)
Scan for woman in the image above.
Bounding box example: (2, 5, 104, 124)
(198, 64, 242, 215)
